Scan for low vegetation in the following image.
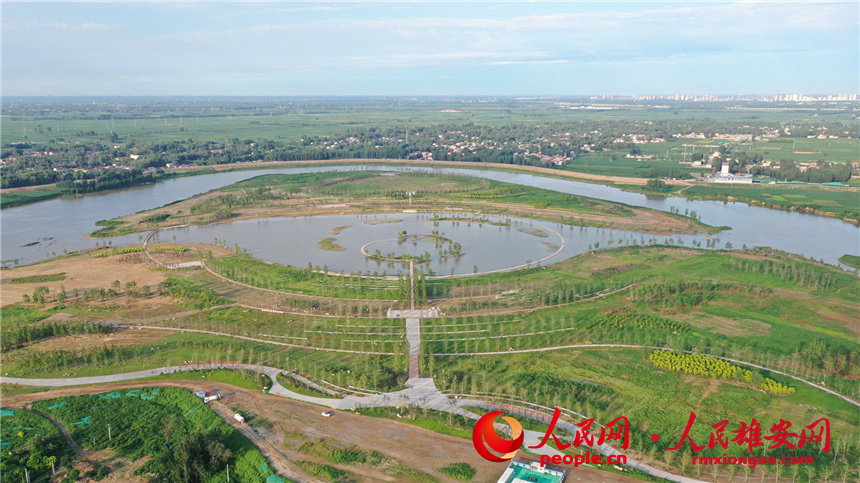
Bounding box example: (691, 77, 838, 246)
(0, 409, 74, 482)
(317, 237, 345, 252)
(9, 272, 66, 284)
(838, 254, 860, 269)
(29, 387, 275, 482)
(439, 463, 477, 481)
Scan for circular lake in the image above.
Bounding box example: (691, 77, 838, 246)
(159, 212, 565, 277)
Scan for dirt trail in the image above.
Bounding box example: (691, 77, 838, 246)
(3, 379, 658, 482)
(1, 380, 502, 482)
(24, 407, 85, 457)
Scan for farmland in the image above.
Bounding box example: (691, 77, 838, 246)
(1, 114, 858, 482)
(683, 183, 860, 220)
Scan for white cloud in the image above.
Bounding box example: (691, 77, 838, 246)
(4, 20, 126, 31)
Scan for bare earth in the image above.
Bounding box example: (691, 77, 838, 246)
(168, 158, 690, 187)
(2, 380, 642, 483)
(0, 252, 166, 306)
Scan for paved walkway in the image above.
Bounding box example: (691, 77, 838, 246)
(405, 318, 421, 379)
(0, 365, 701, 482)
(114, 324, 393, 355)
(436, 343, 859, 407)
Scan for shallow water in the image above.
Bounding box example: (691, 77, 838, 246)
(2, 165, 857, 267)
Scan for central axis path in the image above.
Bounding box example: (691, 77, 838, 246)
(387, 308, 437, 380)
(406, 317, 420, 378)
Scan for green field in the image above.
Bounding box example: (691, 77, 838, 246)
(743, 137, 859, 164)
(433, 347, 858, 480)
(26, 387, 275, 482)
(5, 99, 855, 146)
(0, 186, 65, 209)
(838, 254, 860, 269)
(0, 408, 74, 482)
(3, 146, 859, 482)
(683, 184, 860, 220)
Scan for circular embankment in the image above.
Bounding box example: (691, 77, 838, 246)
(152, 213, 567, 280)
(360, 234, 457, 264)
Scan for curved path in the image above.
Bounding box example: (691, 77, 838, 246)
(25, 407, 85, 457)
(1, 364, 702, 483)
(113, 324, 395, 355)
(435, 343, 859, 407)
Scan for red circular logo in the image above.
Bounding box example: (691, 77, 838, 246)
(472, 411, 524, 462)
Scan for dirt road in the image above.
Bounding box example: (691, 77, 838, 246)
(1, 379, 643, 482)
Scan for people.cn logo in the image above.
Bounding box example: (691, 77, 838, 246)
(472, 411, 525, 462)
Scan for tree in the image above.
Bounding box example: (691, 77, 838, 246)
(151, 431, 231, 483)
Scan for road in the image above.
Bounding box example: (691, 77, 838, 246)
(114, 324, 393, 355)
(1, 362, 701, 482)
(433, 343, 859, 407)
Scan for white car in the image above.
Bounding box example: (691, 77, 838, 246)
(321, 411, 333, 418)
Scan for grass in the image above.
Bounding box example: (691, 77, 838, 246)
(434, 347, 859, 479)
(294, 461, 354, 482)
(353, 407, 475, 440)
(29, 387, 276, 482)
(138, 368, 268, 391)
(276, 373, 341, 399)
(0, 383, 50, 397)
(1, 323, 407, 393)
(0, 185, 65, 209)
(838, 254, 860, 269)
(330, 225, 352, 235)
(4, 100, 853, 146)
(90, 219, 138, 238)
(439, 463, 476, 481)
(206, 254, 403, 300)
(683, 184, 860, 220)
(180, 305, 407, 354)
(0, 303, 60, 328)
(0, 407, 75, 482)
(284, 431, 439, 482)
(108, 171, 712, 244)
(317, 237, 345, 252)
(8, 272, 66, 284)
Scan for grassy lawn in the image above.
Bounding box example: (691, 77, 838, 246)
(683, 184, 860, 220)
(353, 407, 475, 440)
(839, 254, 860, 269)
(434, 347, 859, 480)
(138, 368, 269, 391)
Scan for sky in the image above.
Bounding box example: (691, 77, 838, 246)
(2, 1, 858, 96)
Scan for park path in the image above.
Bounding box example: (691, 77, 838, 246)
(114, 324, 393, 355)
(25, 407, 84, 458)
(1, 364, 704, 483)
(406, 318, 420, 379)
(4, 303, 853, 483)
(435, 343, 860, 407)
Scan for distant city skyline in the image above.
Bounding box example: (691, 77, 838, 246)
(2, 1, 858, 97)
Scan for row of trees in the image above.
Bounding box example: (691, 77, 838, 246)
(1, 322, 111, 351)
(725, 257, 850, 291)
(629, 281, 726, 308)
(6, 112, 855, 189)
(157, 278, 222, 309)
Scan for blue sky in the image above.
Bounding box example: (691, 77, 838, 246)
(2, 1, 857, 96)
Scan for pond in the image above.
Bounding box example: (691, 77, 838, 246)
(158, 213, 569, 277)
(2, 164, 857, 268)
